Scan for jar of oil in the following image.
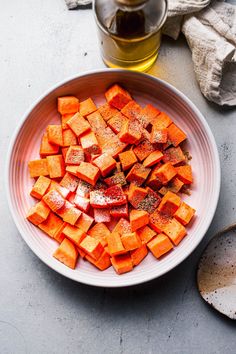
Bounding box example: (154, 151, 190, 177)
(94, 0, 168, 72)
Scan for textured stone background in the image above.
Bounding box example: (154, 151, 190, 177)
(0, 1, 236, 353)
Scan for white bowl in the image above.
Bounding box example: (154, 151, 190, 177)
(6, 69, 221, 287)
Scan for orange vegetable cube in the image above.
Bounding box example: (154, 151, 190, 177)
(65, 145, 84, 165)
(28, 159, 49, 178)
(141, 104, 160, 126)
(47, 125, 63, 146)
(159, 177, 184, 195)
(62, 128, 77, 147)
(67, 112, 91, 137)
(105, 84, 132, 110)
(74, 194, 90, 213)
(79, 235, 104, 260)
(126, 163, 151, 186)
(47, 180, 70, 199)
(174, 202, 196, 226)
(27, 201, 50, 225)
(149, 209, 171, 233)
(104, 171, 127, 187)
(62, 224, 86, 246)
(136, 187, 161, 214)
(175, 165, 193, 184)
(155, 162, 176, 185)
(163, 146, 186, 165)
(121, 100, 142, 120)
(43, 189, 65, 212)
(118, 150, 138, 171)
(87, 110, 106, 132)
(94, 208, 111, 223)
(111, 253, 133, 274)
(158, 191, 181, 216)
(30, 176, 51, 199)
(80, 131, 101, 155)
(128, 184, 147, 208)
(130, 209, 149, 231)
(153, 112, 172, 128)
(110, 203, 129, 219)
(75, 212, 94, 232)
(53, 238, 78, 269)
(167, 123, 187, 147)
(98, 102, 119, 121)
(62, 148, 69, 160)
(54, 222, 67, 244)
(163, 218, 187, 246)
(133, 139, 155, 161)
(137, 225, 156, 244)
(95, 126, 116, 147)
(76, 179, 93, 197)
(107, 112, 128, 134)
(85, 250, 111, 271)
(143, 150, 164, 167)
(60, 172, 79, 192)
(38, 212, 64, 238)
(61, 113, 74, 130)
(113, 218, 132, 235)
(79, 97, 97, 117)
(93, 153, 116, 177)
(88, 222, 110, 247)
(121, 232, 142, 251)
(76, 162, 100, 186)
(57, 96, 79, 115)
(147, 234, 173, 258)
(40, 131, 59, 156)
(46, 155, 65, 179)
(107, 232, 126, 256)
(130, 244, 148, 266)
(119, 119, 142, 144)
(56, 201, 81, 225)
(65, 165, 78, 176)
(146, 163, 163, 191)
(102, 137, 127, 158)
(150, 127, 168, 144)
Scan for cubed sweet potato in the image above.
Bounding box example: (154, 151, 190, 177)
(58, 96, 79, 115)
(60, 172, 79, 192)
(141, 104, 160, 126)
(98, 102, 119, 121)
(174, 202, 195, 226)
(130, 244, 148, 266)
(87, 110, 106, 132)
(80, 131, 101, 155)
(128, 184, 147, 208)
(88, 222, 110, 247)
(163, 218, 187, 246)
(47, 125, 63, 146)
(28, 159, 49, 178)
(105, 84, 132, 110)
(90, 190, 108, 208)
(175, 165, 193, 185)
(119, 119, 142, 145)
(38, 212, 64, 238)
(130, 209, 149, 231)
(75, 212, 94, 232)
(26, 201, 50, 225)
(110, 203, 129, 219)
(93, 208, 111, 223)
(62, 128, 77, 147)
(149, 209, 171, 233)
(77, 162, 100, 186)
(126, 163, 151, 186)
(46, 155, 65, 179)
(105, 185, 127, 206)
(67, 112, 91, 137)
(93, 153, 116, 177)
(154, 112, 172, 129)
(158, 191, 181, 216)
(30, 176, 51, 199)
(121, 232, 142, 251)
(137, 225, 156, 244)
(79, 235, 104, 260)
(111, 253, 133, 274)
(167, 123, 187, 147)
(147, 234, 173, 258)
(43, 189, 65, 212)
(150, 127, 168, 144)
(163, 146, 186, 166)
(74, 194, 90, 213)
(40, 132, 59, 156)
(104, 172, 127, 187)
(65, 145, 84, 165)
(143, 150, 164, 167)
(79, 98, 97, 117)
(62, 224, 86, 246)
(119, 150, 138, 171)
(159, 177, 184, 195)
(155, 162, 176, 185)
(107, 112, 128, 134)
(53, 238, 78, 269)
(85, 250, 111, 271)
(133, 139, 155, 161)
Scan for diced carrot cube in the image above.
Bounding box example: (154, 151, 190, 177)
(77, 162, 100, 186)
(152, 112, 172, 129)
(79, 97, 97, 117)
(137, 187, 161, 214)
(43, 189, 65, 211)
(47, 180, 70, 199)
(95, 126, 116, 147)
(30, 176, 51, 199)
(174, 202, 195, 226)
(62, 128, 77, 147)
(61, 113, 74, 130)
(76, 179, 93, 197)
(85, 250, 111, 270)
(111, 253, 133, 274)
(107, 232, 126, 256)
(53, 238, 78, 269)
(40, 131, 59, 156)
(126, 163, 151, 186)
(146, 163, 163, 191)
(163, 146, 186, 165)
(175, 165, 193, 184)
(98, 102, 119, 121)
(130, 244, 148, 266)
(27, 200, 50, 225)
(80, 131, 101, 155)
(158, 191, 181, 216)
(147, 234, 173, 258)
(113, 218, 132, 235)
(159, 177, 184, 195)
(66, 165, 78, 176)
(105, 185, 127, 206)
(107, 112, 128, 134)
(73, 194, 90, 213)
(77, 247, 87, 258)
(46, 155, 65, 179)
(143, 150, 164, 167)
(155, 162, 176, 185)
(57, 202, 81, 226)
(102, 137, 127, 158)
(28, 159, 49, 178)
(38, 212, 64, 238)
(90, 190, 108, 208)
(121, 100, 142, 120)
(57, 96, 79, 115)
(62, 147, 69, 160)
(87, 111, 107, 132)
(118, 150, 138, 171)
(128, 184, 147, 208)
(141, 104, 160, 126)
(121, 232, 142, 251)
(93, 208, 111, 223)
(80, 235, 104, 260)
(130, 209, 149, 231)
(60, 172, 79, 192)
(54, 222, 67, 243)
(150, 127, 168, 144)
(88, 222, 110, 247)
(93, 153, 116, 177)
(163, 218, 187, 246)
(105, 84, 132, 110)
(167, 123, 187, 147)
(75, 212, 94, 232)
(149, 209, 171, 233)
(133, 139, 155, 161)
(137, 225, 156, 244)
(119, 119, 142, 144)
(47, 125, 63, 146)
(110, 203, 128, 219)
(62, 224, 86, 246)
(67, 112, 91, 137)
(104, 172, 127, 187)
(65, 145, 84, 165)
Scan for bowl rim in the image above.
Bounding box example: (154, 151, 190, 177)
(5, 68, 221, 287)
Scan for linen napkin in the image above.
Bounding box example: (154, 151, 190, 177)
(64, 0, 236, 106)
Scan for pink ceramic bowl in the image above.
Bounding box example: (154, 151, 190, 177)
(6, 69, 220, 287)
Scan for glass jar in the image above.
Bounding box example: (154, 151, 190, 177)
(94, 0, 168, 72)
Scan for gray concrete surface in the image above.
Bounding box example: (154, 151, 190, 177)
(0, 1, 236, 353)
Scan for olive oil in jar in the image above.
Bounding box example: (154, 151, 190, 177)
(94, 0, 168, 72)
